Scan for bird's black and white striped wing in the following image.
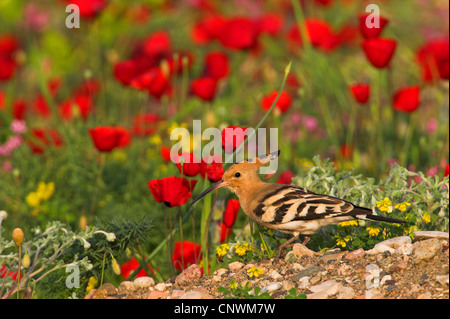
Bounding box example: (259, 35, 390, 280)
(253, 185, 359, 225)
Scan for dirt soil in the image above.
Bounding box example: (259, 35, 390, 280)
(88, 236, 449, 300)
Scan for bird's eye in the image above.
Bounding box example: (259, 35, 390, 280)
(234, 172, 241, 178)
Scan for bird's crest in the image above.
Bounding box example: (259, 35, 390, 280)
(242, 150, 280, 166)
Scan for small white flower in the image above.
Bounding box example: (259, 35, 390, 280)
(0, 210, 7, 220)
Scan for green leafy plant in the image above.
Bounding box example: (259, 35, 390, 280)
(218, 281, 273, 299)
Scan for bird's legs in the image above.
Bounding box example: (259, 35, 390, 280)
(273, 233, 301, 263)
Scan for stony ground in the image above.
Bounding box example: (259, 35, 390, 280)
(86, 231, 449, 300)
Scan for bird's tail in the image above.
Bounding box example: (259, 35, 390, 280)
(353, 206, 406, 224)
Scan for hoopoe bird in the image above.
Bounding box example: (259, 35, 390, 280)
(190, 150, 406, 262)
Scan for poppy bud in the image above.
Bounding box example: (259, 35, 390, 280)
(12, 228, 24, 246)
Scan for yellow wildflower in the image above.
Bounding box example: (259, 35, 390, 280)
(26, 192, 40, 208)
(229, 281, 238, 289)
(235, 243, 250, 256)
(111, 150, 127, 163)
(422, 213, 431, 224)
(247, 266, 264, 278)
(86, 276, 98, 293)
(36, 182, 55, 201)
(216, 244, 230, 258)
(366, 227, 381, 236)
(335, 235, 352, 248)
(339, 220, 358, 227)
(394, 202, 411, 212)
(376, 197, 392, 213)
(149, 135, 162, 146)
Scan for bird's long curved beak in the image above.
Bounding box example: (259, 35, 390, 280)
(189, 180, 227, 208)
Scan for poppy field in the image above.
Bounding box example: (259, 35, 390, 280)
(0, 0, 449, 299)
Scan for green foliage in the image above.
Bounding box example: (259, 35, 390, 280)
(218, 281, 273, 300)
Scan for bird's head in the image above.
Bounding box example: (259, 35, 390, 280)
(189, 150, 280, 207)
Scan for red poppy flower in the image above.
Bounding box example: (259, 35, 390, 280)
(160, 146, 172, 162)
(359, 13, 389, 39)
(121, 257, 148, 279)
(393, 86, 420, 113)
(349, 84, 370, 104)
(219, 222, 232, 243)
(257, 14, 283, 36)
(129, 67, 169, 100)
(12, 100, 26, 120)
(223, 199, 240, 228)
(218, 17, 259, 50)
(88, 126, 124, 152)
(191, 77, 217, 101)
(277, 170, 294, 184)
(261, 90, 292, 113)
(65, 0, 107, 19)
(75, 79, 101, 97)
(132, 113, 159, 136)
(416, 39, 449, 82)
(114, 126, 132, 148)
(172, 241, 202, 271)
(173, 152, 203, 177)
(340, 144, 354, 159)
(191, 14, 227, 45)
(314, 0, 333, 5)
(444, 164, 449, 177)
(148, 176, 196, 207)
(142, 31, 171, 60)
(221, 126, 248, 154)
(288, 19, 340, 52)
(113, 60, 140, 86)
(206, 163, 224, 182)
(0, 264, 22, 280)
(204, 51, 229, 80)
(362, 38, 397, 68)
(27, 128, 63, 154)
(0, 34, 19, 82)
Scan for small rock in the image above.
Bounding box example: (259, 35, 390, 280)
(365, 288, 383, 299)
(292, 243, 316, 258)
(98, 283, 117, 294)
(175, 264, 202, 286)
(228, 261, 245, 271)
(261, 282, 282, 294)
(147, 291, 169, 299)
(337, 286, 355, 299)
(298, 276, 310, 289)
(345, 248, 365, 260)
(309, 276, 321, 285)
(282, 280, 295, 291)
(366, 236, 412, 256)
(154, 282, 167, 292)
(284, 251, 299, 264)
(435, 275, 449, 287)
(389, 260, 408, 273)
(133, 276, 155, 289)
(414, 231, 449, 241)
(214, 268, 228, 277)
(413, 238, 442, 263)
(170, 289, 185, 299)
(270, 270, 283, 280)
(380, 275, 392, 286)
(293, 266, 325, 281)
(179, 290, 214, 299)
(308, 280, 342, 299)
(417, 292, 432, 299)
(118, 281, 135, 293)
(310, 280, 341, 295)
(211, 275, 222, 284)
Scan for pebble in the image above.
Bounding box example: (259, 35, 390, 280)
(270, 270, 283, 280)
(337, 286, 355, 299)
(118, 280, 135, 293)
(292, 243, 316, 257)
(412, 238, 442, 263)
(435, 275, 449, 287)
(228, 261, 245, 271)
(366, 236, 412, 256)
(365, 288, 383, 299)
(175, 264, 202, 286)
(414, 231, 449, 240)
(133, 276, 155, 289)
(293, 266, 325, 281)
(147, 291, 169, 299)
(298, 276, 310, 289)
(307, 280, 342, 299)
(345, 248, 365, 260)
(179, 289, 214, 299)
(261, 282, 282, 294)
